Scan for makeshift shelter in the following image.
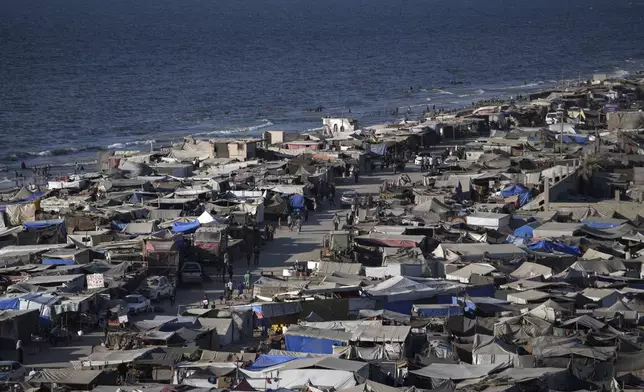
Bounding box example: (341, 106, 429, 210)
(284, 325, 351, 354)
(466, 212, 510, 230)
(510, 262, 552, 279)
(472, 334, 519, 366)
(500, 184, 532, 207)
(23, 219, 67, 244)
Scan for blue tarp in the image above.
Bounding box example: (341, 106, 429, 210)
(129, 193, 143, 204)
(247, 355, 301, 370)
(555, 134, 590, 144)
(23, 219, 65, 230)
(42, 258, 75, 265)
(500, 184, 532, 207)
(369, 144, 388, 156)
(284, 335, 346, 354)
(581, 219, 625, 229)
(514, 222, 541, 238)
(111, 221, 127, 231)
(527, 240, 581, 256)
(414, 305, 463, 318)
(0, 298, 19, 310)
(172, 220, 201, 234)
(289, 194, 305, 209)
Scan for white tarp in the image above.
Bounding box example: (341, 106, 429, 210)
(240, 369, 356, 390)
(79, 347, 155, 366)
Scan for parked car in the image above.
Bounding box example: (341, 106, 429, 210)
(145, 275, 173, 301)
(414, 152, 431, 165)
(124, 294, 151, 314)
(340, 191, 359, 208)
(545, 111, 563, 125)
(0, 361, 26, 381)
(181, 262, 203, 284)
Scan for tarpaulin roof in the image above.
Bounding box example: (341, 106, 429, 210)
(172, 220, 200, 233)
(285, 325, 352, 342)
(80, 347, 157, 366)
(513, 222, 541, 238)
(0, 298, 19, 310)
(247, 355, 301, 371)
(410, 363, 503, 380)
(354, 233, 425, 248)
(23, 219, 65, 230)
(581, 217, 629, 229)
(526, 240, 581, 256)
(28, 369, 103, 385)
(363, 276, 463, 303)
(500, 184, 532, 207)
(289, 194, 305, 209)
(42, 258, 75, 265)
(578, 224, 634, 240)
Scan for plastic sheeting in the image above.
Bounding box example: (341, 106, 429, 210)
(513, 222, 540, 238)
(526, 240, 581, 256)
(289, 194, 305, 209)
(246, 355, 300, 371)
(42, 258, 75, 265)
(0, 297, 19, 310)
(240, 369, 356, 390)
(172, 220, 201, 233)
(500, 184, 532, 207)
(368, 144, 388, 156)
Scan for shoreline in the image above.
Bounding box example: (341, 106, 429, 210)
(1, 65, 641, 178)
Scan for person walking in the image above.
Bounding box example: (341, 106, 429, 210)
(333, 213, 340, 230)
(237, 281, 245, 298)
(226, 280, 233, 300)
(202, 294, 209, 309)
(287, 214, 293, 231)
(244, 270, 251, 292)
(246, 250, 252, 267)
(222, 252, 230, 283)
(228, 263, 234, 282)
(170, 286, 176, 306)
(296, 216, 302, 233)
(253, 245, 260, 266)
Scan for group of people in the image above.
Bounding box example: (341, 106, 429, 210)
(420, 155, 442, 172)
(245, 245, 261, 267)
(212, 269, 252, 304)
(286, 212, 304, 233)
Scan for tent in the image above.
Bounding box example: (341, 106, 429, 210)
(500, 184, 532, 207)
(246, 354, 301, 371)
(526, 240, 581, 256)
(284, 325, 351, 354)
(289, 194, 305, 209)
(172, 220, 200, 234)
(23, 219, 67, 244)
(513, 222, 541, 238)
(472, 334, 519, 365)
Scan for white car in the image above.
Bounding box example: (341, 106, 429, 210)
(414, 153, 431, 165)
(545, 112, 563, 125)
(0, 361, 26, 381)
(145, 276, 173, 301)
(125, 294, 151, 314)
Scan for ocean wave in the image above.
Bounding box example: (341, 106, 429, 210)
(610, 69, 630, 78)
(505, 81, 545, 89)
(475, 89, 485, 95)
(458, 94, 470, 98)
(436, 89, 454, 95)
(107, 139, 156, 149)
(192, 119, 273, 137)
(0, 145, 105, 162)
